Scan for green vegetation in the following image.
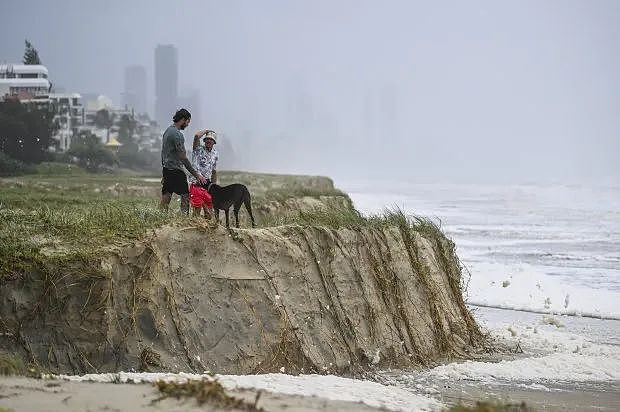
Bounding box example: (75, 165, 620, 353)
(263, 186, 350, 203)
(32, 161, 88, 176)
(0, 353, 27, 376)
(0, 353, 51, 378)
(0, 171, 168, 279)
(154, 379, 263, 410)
(67, 131, 117, 171)
(0, 100, 55, 165)
(264, 205, 443, 237)
(219, 170, 345, 198)
(0, 151, 35, 176)
(23, 39, 42, 65)
(0, 168, 356, 279)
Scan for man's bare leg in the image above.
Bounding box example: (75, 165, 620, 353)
(192, 207, 202, 217)
(160, 193, 172, 211)
(180, 194, 190, 215)
(202, 206, 212, 220)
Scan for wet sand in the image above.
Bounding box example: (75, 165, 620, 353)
(434, 380, 620, 411)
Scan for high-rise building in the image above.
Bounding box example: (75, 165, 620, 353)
(122, 65, 147, 115)
(154, 44, 178, 128)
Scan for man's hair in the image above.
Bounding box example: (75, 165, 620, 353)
(173, 108, 191, 123)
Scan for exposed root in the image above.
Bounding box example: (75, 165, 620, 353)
(139, 347, 162, 371)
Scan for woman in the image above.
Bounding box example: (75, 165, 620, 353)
(189, 129, 219, 218)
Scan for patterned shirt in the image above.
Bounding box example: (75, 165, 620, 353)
(189, 146, 218, 184)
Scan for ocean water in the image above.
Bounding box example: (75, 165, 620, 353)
(338, 180, 620, 319)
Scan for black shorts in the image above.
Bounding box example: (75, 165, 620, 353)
(162, 168, 189, 195)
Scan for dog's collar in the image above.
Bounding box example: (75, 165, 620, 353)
(207, 182, 214, 192)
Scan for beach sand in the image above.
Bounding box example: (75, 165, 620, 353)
(2, 375, 619, 411)
(0, 376, 384, 412)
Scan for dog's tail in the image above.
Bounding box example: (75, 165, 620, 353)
(244, 192, 256, 228)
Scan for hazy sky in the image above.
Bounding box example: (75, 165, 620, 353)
(1, 0, 619, 182)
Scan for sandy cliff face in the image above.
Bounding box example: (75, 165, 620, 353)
(1, 222, 482, 375)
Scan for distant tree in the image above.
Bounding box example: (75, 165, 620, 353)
(94, 109, 114, 130)
(23, 40, 42, 65)
(67, 131, 117, 171)
(117, 114, 137, 143)
(0, 100, 54, 163)
(116, 114, 149, 169)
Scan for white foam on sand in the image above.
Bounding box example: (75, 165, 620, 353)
(466, 261, 620, 319)
(415, 314, 620, 385)
(58, 372, 442, 412)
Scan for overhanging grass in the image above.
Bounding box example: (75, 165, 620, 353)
(265, 206, 446, 239)
(263, 206, 473, 303)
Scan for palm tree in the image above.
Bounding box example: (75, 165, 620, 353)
(94, 109, 115, 143)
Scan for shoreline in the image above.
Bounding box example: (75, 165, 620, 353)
(468, 302, 620, 321)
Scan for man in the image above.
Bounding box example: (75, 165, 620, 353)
(160, 108, 207, 214)
(189, 129, 219, 218)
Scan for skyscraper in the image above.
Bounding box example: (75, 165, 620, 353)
(122, 65, 147, 114)
(154, 44, 178, 127)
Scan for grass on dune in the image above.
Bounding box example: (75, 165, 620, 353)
(0, 353, 27, 376)
(0, 168, 354, 279)
(0, 202, 176, 280)
(1, 172, 179, 278)
(264, 205, 446, 240)
(0, 168, 452, 284)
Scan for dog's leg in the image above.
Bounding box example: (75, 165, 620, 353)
(215, 209, 220, 225)
(224, 209, 230, 228)
(244, 196, 256, 228)
(233, 206, 240, 228)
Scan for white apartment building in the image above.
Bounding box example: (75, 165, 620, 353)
(49, 93, 84, 151)
(1, 63, 85, 151)
(0, 64, 50, 99)
(1, 63, 160, 153)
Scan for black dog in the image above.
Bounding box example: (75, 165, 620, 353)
(207, 183, 256, 228)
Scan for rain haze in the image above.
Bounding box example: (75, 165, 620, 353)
(1, 0, 618, 182)
(2, 3, 620, 409)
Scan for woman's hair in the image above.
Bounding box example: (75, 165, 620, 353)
(172, 108, 191, 123)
